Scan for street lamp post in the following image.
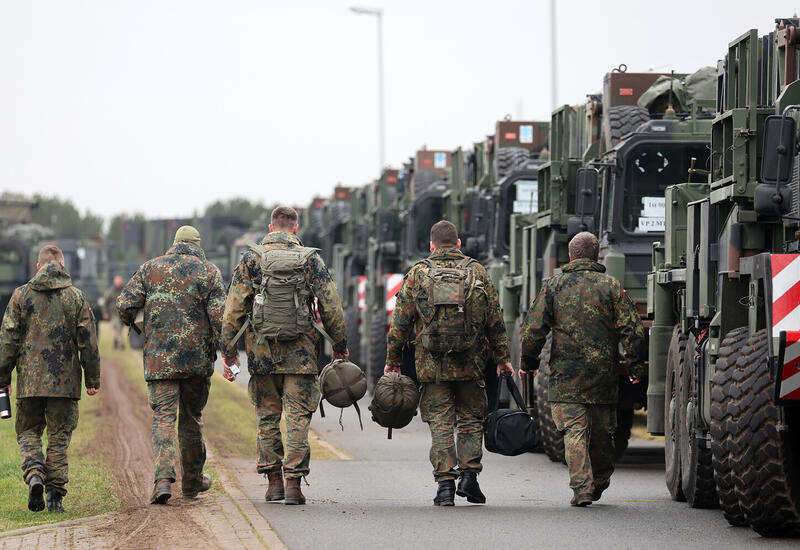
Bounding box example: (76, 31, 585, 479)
(349, 4, 385, 172)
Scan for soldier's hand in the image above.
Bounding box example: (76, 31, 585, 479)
(86, 388, 99, 396)
(332, 349, 350, 360)
(221, 356, 237, 382)
(384, 364, 401, 374)
(497, 362, 515, 377)
(518, 369, 537, 380)
(629, 375, 641, 384)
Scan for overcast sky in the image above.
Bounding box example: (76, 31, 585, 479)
(0, 1, 796, 220)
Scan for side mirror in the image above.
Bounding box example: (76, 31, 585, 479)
(760, 115, 796, 184)
(576, 168, 599, 215)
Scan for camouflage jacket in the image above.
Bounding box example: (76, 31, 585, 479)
(386, 247, 510, 383)
(520, 258, 645, 404)
(221, 231, 347, 375)
(103, 286, 122, 318)
(0, 262, 100, 398)
(117, 242, 226, 381)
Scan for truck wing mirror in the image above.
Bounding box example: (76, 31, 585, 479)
(760, 115, 796, 185)
(576, 168, 599, 215)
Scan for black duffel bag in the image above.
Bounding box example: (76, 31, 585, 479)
(483, 371, 540, 456)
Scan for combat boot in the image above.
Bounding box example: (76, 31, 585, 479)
(591, 482, 608, 502)
(570, 492, 592, 507)
(46, 490, 64, 513)
(182, 474, 212, 499)
(265, 469, 285, 502)
(284, 478, 305, 505)
(150, 478, 172, 505)
(433, 480, 455, 506)
(456, 472, 486, 504)
(27, 474, 45, 512)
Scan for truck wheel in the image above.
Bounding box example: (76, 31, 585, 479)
(665, 325, 686, 501)
(710, 326, 748, 526)
(367, 311, 387, 392)
(731, 329, 800, 537)
(602, 105, 650, 152)
(495, 147, 531, 180)
(535, 335, 565, 463)
(679, 336, 717, 508)
(345, 306, 361, 368)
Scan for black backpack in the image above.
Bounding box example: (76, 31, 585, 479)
(483, 372, 540, 456)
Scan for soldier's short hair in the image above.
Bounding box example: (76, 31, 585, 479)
(271, 206, 299, 230)
(38, 244, 64, 265)
(568, 231, 599, 260)
(430, 220, 458, 248)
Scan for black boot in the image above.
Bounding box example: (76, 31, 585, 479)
(46, 490, 64, 513)
(433, 480, 455, 506)
(456, 472, 486, 504)
(28, 475, 45, 512)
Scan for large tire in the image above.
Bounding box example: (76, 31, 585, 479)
(535, 335, 565, 463)
(679, 335, 717, 508)
(367, 311, 387, 392)
(345, 306, 361, 368)
(710, 326, 748, 526)
(730, 329, 800, 537)
(602, 106, 650, 152)
(495, 147, 531, 180)
(665, 325, 686, 501)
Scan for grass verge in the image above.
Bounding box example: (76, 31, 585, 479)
(0, 339, 121, 532)
(631, 409, 664, 442)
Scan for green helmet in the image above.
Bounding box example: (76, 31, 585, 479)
(369, 373, 419, 438)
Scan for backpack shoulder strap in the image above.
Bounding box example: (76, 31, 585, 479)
(457, 256, 476, 268)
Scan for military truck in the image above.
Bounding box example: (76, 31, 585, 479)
(647, 18, 800, 537)
(0, 198, 48, 316)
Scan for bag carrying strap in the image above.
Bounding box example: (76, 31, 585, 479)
(493, 371, 527, 412)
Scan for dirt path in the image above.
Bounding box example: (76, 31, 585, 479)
(87, 357, 217, 550)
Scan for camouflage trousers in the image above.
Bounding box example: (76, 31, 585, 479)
(248, 374, 319, 479)
(551, 402, 616, 495)
(147, 377, 210, 489)
(419, 380, 487, 482)
(110, 315, 124, 350)
(16, 397, 79, 496)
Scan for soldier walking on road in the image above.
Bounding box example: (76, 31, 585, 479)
(117, 226, 226, 505)
(385, 220, 512, 506)
(520, 232, 644, 506)
(220, 206, 348, 506)
(0, 244, 100, 513)
(103, 275, 125, 350)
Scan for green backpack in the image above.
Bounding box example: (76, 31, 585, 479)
(414, 256, 480, 354)
(249, 244, 319, 343)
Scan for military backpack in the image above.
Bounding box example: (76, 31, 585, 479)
(415, 256, 480, 354)
(249, 244, 319, 343)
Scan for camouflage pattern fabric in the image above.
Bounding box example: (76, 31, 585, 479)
(520, 258, 645, 404)
(551, 402, 615, 495)
(0, 261, 100, 398)
(221, 231, 347, 375)
(419, 380, 487, 482)
(103, 285, 124, 349)
(386, 247, 510, 383)
(248, 373, 320, 478)
(117, 242, 226, 381)
(16, 397, 79, 496)
(147, 377, 210, 485)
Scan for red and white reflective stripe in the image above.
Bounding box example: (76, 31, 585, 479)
(385, 274, 404, 316)
(357, 276, 367, 311)
(772, 254, 800, 400)
(780, 331, 800, 400)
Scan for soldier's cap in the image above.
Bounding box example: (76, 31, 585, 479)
(173, 225, 201, 246)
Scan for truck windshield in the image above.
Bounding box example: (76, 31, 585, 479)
(622, 142, 710, 234)
(502, 178, 537, 248)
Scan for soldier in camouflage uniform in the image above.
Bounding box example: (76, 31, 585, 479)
(520, 232, 644, 506)
(103, 275, 125, 350)
(221, 206, 348, 506)
(0, 244, 100, 513)
(385, 220, 512, 506)
(117, 225, 226, 505)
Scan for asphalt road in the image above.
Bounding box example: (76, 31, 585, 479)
(217, 356, 799, 549)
